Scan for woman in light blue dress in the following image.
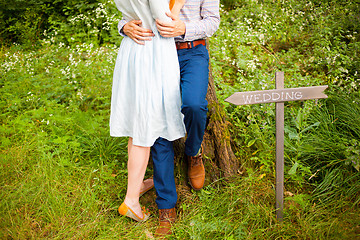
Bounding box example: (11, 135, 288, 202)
(110, 0, 185, 222)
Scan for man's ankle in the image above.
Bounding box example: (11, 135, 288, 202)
(193, 148, 201, 157)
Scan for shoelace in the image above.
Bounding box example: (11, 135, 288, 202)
(190, 154, 202, 167)
(159, 209, 175, 221)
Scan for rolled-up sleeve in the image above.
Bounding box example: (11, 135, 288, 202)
(183, 0, 220, 41)
(118, 19, 128, 36)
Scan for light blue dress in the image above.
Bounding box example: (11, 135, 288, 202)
(110, 0, 185, 147)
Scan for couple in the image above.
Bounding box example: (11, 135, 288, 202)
(110, 0, 220, 237)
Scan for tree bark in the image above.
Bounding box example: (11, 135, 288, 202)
(202, 62, 239, 179)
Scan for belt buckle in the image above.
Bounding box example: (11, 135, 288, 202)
(187, 42, 192, 49)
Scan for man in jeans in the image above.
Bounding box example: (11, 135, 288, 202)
(118, 0, 220, 236)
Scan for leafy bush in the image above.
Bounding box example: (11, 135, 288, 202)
(0, 0, 120, 46)
(211, 0, 360, 97)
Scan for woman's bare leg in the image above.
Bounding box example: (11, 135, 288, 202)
(124, 138, 150, 218)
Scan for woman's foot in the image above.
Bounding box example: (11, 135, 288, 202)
(140, 178, 154, 196)
(119, 199, 150, 222)
(124, 198, 143, 219)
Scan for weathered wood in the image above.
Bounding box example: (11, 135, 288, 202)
(275, 72, 284, 222)
(225, 71, 328, 221)
(225, 85, 328, 105)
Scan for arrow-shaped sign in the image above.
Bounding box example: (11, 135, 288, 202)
(225, 85, 328, 105)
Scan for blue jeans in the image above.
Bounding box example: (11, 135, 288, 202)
(151, 44, 209, 209)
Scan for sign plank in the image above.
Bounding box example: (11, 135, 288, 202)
(225, 85, 328, 105)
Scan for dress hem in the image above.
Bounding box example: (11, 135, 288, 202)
(109, 133, 186, 147)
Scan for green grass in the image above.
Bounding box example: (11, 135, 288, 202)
(2, 147, 359, 239)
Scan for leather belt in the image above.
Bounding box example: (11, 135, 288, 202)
(176, 39, 206, 50)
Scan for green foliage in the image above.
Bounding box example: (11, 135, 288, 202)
(46, 0, 121, 46)
(210, 0, 360, 181)
(220, 0, 240, 10)
(227, 103, 276, 174)
(211, 0, 360, 96)
(1, 0, 360, 238)
(291, 95, 360, 204)
(0, 0, 120, 46)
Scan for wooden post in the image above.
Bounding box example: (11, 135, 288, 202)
(225, 72, 328, 221)
(275, 72, 284, 221)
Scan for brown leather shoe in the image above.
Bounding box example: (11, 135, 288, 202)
(187, 154, 205, 190)
(155, 208, 176, 238)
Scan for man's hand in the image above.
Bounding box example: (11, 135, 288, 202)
(156, 12, 186, 38)
(123, 20, 154, 45)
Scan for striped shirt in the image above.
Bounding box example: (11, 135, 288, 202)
(118, 0, 220, 42)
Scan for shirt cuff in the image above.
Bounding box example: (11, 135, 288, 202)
(118, 20, 127, 37)
(183, 22, 197, 41)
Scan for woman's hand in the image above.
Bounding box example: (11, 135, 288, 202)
(156, 0, 186, 38)
(156, 12, 186, 38)
(123, 20, 155, 45)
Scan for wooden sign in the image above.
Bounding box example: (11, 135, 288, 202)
(225, 86, 328, 105)
(225, 72, 328, 221)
